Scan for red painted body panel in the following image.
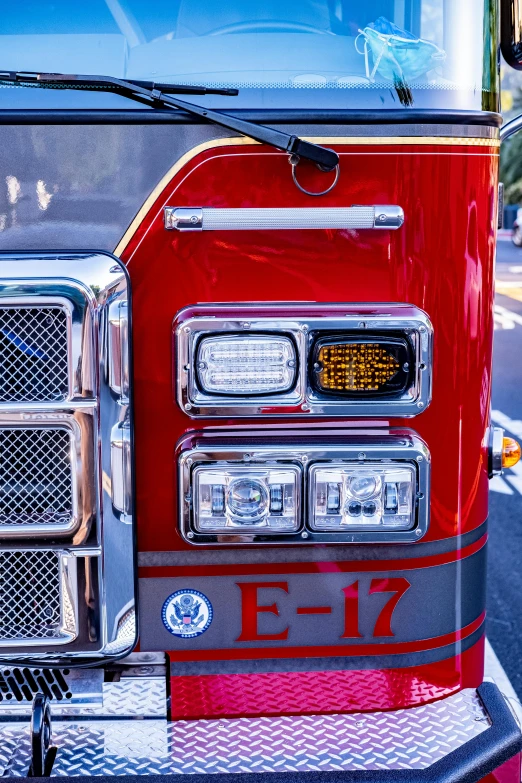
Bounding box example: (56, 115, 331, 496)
(169, 637, 484, 719)
(123, 139, 499, 714)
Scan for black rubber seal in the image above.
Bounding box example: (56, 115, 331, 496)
(20, 682, 522, 782)
(0, 109, 502, 127)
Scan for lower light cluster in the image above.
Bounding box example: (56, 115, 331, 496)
(179, 431, 430, 545)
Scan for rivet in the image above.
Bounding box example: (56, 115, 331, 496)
(358, 452, 366, 460)
(301, 454, 309, 463)
(415, 529, 423, 537)
(416, 455, 423, 462)
(417, 401, 424, 408)
(185, 402, 192, 411)
(198, 362, 207, 370)
(301, 531, 309, 538)
(355, 721, 364, 727)
(187, 531, 194, 539)
(287, 359, 296, 368)
(242, 322, 251, 329)
(301, 324, 309, 332)
(358, 321, 367, 329)
(301, 403, 310, 411)
(190, 215, 199, 223)
(186, 457, 193, 466)
(184, 326, 191, 334)
(419, 326, 426, 333)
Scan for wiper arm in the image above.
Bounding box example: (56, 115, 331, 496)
(0, 70, 339, 172)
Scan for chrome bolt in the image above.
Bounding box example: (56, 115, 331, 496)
(190, 215, 199, 224)
(198, 361, 207, 370)
(355, 721, 364, 727)
(301, 324, 309, 332)
(184, 364, 190, 371)
(185, 402, 192, 411)
(403, 362, 409, 371)
(301, 403, 310, 411)
(138, 666, 154, 675)
(416, 455, 423, 462)
(417, 401, 424, 408)
(358, 452, 366, 460)
(287, 359, 296, 368)
(358, 321, 367, 329)
(417, 492, 424, 499)
(313, 362, 322, 371)
(419, 363, 426, 370)
(184, 326, 190, 334)
(415, 529, 423, 537)
(242, 322, 251, 329)
(419, 326, 426, 333)
(301, 531, 309, 539)
(378, 214, 387, 222)
(301, 454, 309, 463)
(187, 531, 194, 539)
(186, 457, 193, 466)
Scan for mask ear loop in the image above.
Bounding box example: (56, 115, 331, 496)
(356, 30, 390, 83)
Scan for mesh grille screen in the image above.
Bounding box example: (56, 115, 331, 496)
(0, 307, 69, 402)
(0, 551, 62, 640)
(0, 428, 73, 527)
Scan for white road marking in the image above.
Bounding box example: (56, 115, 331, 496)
(494, 304, 522, 330)
(485, 639, 522, 728)
(509, 266, 522, 273)
(489, 475, 514, 494)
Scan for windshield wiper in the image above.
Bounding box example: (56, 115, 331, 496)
(0, 70, 339, 172)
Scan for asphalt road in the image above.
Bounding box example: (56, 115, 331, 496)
(487, 237, 522, 697)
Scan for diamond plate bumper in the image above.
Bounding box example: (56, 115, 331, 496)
(0, 682, 520, 781)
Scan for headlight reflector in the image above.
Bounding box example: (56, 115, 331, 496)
(311, 463, 416, 531)
(196, 334, 297, 396)
(193, 466, 300, 533)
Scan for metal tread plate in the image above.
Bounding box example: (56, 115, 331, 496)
(0, 688, 490, 777)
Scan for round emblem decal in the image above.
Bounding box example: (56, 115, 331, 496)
(161, 589, 213, 638)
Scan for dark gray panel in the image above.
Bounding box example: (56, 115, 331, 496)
(139, 546, 485, 653)
(138, 521, 487, 566)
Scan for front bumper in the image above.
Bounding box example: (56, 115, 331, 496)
(0, 682, 520, 780)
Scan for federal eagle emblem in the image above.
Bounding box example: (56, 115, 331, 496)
(161, 589, 213, 638)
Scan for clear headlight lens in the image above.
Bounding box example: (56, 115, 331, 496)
(193, 466, 300, 532)
(310, 463, 416, 531)
(196, 334, 297, 396)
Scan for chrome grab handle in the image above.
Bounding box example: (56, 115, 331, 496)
(110, 421, 132, 518)
(164, 205, 404, 232)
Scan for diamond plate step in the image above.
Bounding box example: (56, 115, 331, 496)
(0, 688, 490, 777)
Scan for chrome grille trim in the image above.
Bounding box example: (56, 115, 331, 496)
(0, 550, 76, 645)
(0, 425, 76, 534)
(0, 303, 70, 403)
(0, 254, 135, 663)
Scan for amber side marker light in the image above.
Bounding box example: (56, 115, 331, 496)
(503, 437, 521, 469)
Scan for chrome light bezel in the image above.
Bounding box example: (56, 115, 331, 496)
(175, 304, 432, 418)
(179, 430, 430, 545)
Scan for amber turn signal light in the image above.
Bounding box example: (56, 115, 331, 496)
(311, 335, 412, 398)
(502, 437, 521, 469)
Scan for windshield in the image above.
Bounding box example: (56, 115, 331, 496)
(0, 0, 498, 112)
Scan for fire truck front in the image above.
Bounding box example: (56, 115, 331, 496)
(0, 0, 522, 780)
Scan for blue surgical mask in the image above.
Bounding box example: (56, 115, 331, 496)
(355, 16, 446, 82)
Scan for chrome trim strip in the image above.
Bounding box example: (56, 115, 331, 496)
(0, 253, 136, 663)
(164, 205, 404, 232)
(176, 305, 432, 418)
(179, 430, 430, 545)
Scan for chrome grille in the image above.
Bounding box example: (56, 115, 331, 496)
(0, 306, 68, 402)
(0, 428, 74, 529)
(0, 551, 62, 641)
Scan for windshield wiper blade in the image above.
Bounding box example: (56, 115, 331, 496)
(0, 70, 339, 172)
(0, 70, 238, 96)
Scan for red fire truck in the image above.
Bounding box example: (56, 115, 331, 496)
(1, 0, 522, 779)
